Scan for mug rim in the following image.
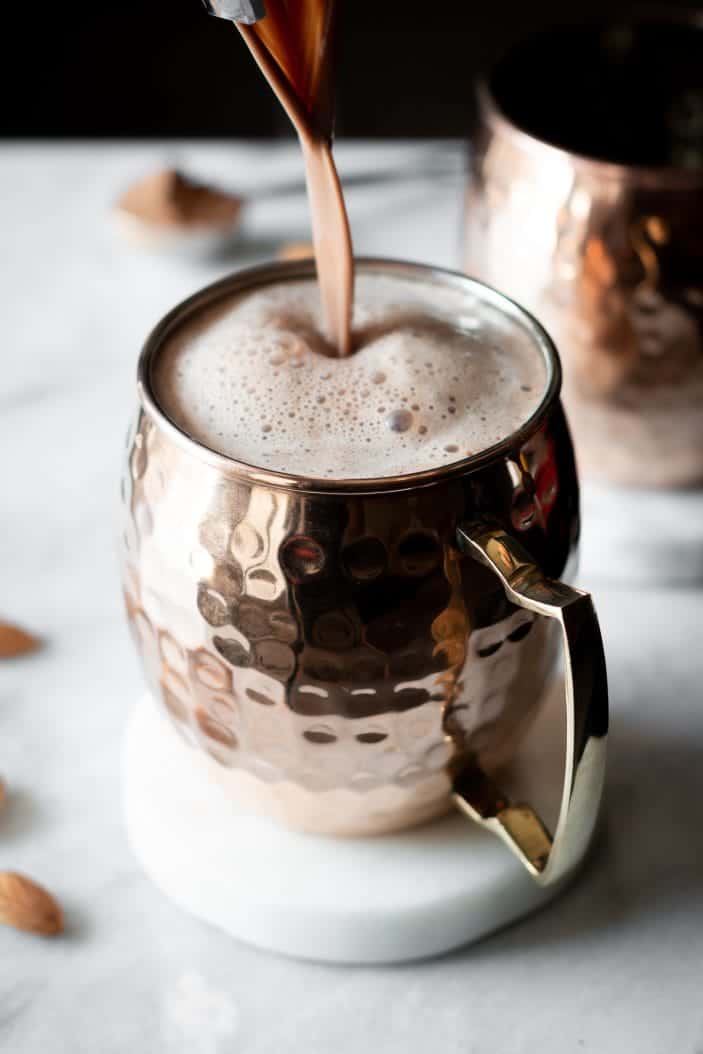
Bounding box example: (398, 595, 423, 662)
(137, 257, 561, 496)
(478, 8, 703, 189)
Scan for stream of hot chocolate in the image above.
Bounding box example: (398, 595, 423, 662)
(236, 1, 353, 356)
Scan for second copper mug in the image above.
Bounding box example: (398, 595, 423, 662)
(120, 259, 608, 886)
(466, 13, 703, 486)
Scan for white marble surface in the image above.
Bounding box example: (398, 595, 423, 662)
(2, 142, 703, 1052)
(123, 680, 567, 964)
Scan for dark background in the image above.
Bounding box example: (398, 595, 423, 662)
(3, 0, 701, 138)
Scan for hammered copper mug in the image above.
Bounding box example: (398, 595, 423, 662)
(465, 13, 703, 486)
(120, 259, 607, 886)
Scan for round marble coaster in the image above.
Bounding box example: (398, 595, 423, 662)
(579, 481, 703, 587)
(123, 680, 575, 964)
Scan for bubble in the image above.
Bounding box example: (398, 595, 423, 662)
(444, 444, 459, 453)
(371, 371, 386, 384)
(386, 409, 414, 433)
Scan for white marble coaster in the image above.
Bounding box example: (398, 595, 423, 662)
(579, 481, 703, 587)
(123, 678, 576, 964)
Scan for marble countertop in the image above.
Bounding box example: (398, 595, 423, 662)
(2, 142, 702, 1053)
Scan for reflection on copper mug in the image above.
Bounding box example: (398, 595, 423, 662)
(120, 259, 607, 885)
(466, 14, 703, 486)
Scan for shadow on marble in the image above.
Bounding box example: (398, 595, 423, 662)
(0, 788, 44, 844)
(0, 981, 38, 1032)
(444, 716, 703, 962)
(60, 901, 94, 942)
(209, 233, 284, 266)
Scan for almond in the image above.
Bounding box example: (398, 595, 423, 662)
(0, 622, 40, 658)
(0, 872, 63, 936)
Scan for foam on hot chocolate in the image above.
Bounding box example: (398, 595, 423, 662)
(153, 273, 547, 479)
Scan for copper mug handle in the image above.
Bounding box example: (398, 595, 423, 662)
(454, 523, 608, 886)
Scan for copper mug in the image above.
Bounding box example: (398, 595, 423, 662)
(465, 13, 703, 486)
(120, 259, 607, 885)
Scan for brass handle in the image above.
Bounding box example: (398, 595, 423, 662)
(453, 523, 608, 886)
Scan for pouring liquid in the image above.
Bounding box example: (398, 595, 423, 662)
(237, 1, 353, 356)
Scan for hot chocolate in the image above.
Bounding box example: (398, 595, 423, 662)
(236, 1, 354, 355)
(153, 270, 547, 479)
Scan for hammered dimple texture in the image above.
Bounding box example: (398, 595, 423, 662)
(465, 119, 703, 487)
(120, 387, 576, 834)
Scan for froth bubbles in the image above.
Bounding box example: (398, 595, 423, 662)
(153, 274, 546, 479)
